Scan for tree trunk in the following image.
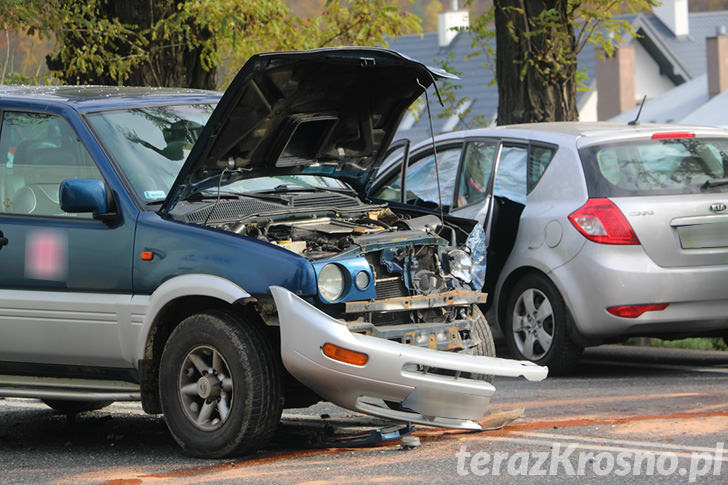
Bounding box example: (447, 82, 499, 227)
(46, 0, 216, 89)
(494, 0, 578, 124)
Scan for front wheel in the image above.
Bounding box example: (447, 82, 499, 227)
(469, 305, 496, 383)
(159, 309, 283, 458)
(504, 273, 582, 375)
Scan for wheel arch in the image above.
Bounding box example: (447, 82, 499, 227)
(496, 266, 590, 349)
(496, 266, 547, 332)
(136, 274, 258, 414)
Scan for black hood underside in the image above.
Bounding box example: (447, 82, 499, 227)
(163, 48, 453, 213)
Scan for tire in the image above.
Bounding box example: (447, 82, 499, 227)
(159, 309, 283, 458)
(504, 273, 582, 376)
(42, 399, 113, 413)
(470, 305, 496, 383)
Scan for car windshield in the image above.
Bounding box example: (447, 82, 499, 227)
(87, 105, 349, 203)
(87, 104, 215, 202)
(579, 137, 728, 196)
(224, 175, 350, 193)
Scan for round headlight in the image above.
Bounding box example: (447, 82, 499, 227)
(354, 270, 370, 290)
(318, 264, 346, 302)
(448, 249, 474, 284)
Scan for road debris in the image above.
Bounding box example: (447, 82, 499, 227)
(277, 414, 414, 449)
(479, 408, 527, 431)
(400, 436, 421, 450)
(276, 408, 527, 450)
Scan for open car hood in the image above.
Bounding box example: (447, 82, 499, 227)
(162, 47, 454, 213)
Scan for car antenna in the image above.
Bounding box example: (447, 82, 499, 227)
(628, 95, 647, 126)
(416, 78, 445, 233)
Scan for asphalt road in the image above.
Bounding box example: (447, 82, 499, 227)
(1, 344, 727, 484)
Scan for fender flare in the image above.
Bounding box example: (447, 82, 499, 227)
(134, 274, 251, 363)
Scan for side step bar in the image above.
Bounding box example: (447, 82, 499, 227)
(0, 374, 141, 401)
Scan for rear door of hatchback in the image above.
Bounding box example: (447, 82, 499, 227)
(577, 129, 728, 295)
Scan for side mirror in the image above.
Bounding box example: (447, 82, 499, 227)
(60, 179, 117, 221)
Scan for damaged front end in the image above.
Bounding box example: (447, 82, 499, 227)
(155, 47, 547, 427)
(262, 210, 547, 428)
(170, 185, 547, 427)
(271, 285, 547, 429)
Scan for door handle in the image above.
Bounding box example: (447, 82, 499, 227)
(0, 232, 7, 247)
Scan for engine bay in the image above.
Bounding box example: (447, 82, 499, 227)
(169, 188, 485, 302)
(215, 210, 395, 260)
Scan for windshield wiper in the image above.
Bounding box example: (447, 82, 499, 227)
(247, 184, 357, 195)
(184, 190, 241, 202)
(700, 178, 728, 190)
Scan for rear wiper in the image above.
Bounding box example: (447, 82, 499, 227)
(700, 178, 728, 190)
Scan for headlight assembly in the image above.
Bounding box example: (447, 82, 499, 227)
(448, 249, 474, 284)
(466, 223, 487, 291)
(318, 263, 346, 302)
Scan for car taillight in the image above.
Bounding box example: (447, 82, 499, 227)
(568, 198, 639, 245)
(607, 304, 668, 318)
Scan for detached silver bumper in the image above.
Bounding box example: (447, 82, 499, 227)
(270, 286, 547, 430)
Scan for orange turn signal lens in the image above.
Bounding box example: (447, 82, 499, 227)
(322, 343, 368, 366)
(140, 251, 154, 261)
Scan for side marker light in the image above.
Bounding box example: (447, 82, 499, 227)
(322, 343, 369, 366)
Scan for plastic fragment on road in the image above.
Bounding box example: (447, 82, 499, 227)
(478, 407, 527, 431)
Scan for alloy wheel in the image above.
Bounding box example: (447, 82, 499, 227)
(511, 288, 554, 360)
(178, 345, 234, 431)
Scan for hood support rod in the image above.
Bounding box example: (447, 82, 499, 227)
(417, 78, 445, 232)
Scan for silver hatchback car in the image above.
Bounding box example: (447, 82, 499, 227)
(369, 122, 728, 374)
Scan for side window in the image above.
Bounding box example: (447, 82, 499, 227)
(0, 111, 101, 218)
(494, 145, 528, 205)
(401, 146, 462, 209)
(372, 168, 403, 202)
(528, 145, 556, 193)
(456, 140, 497, 208)
(372, 144, 409, 202)
(373, 145, 462, 208)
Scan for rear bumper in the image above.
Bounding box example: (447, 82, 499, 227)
(270, 286, 547, 430)
(551, 243, 728, 341)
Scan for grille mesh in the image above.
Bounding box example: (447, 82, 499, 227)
(186, 199, 284, 223)
(293, 193, 363, 209)
(186, 193, 365, 223)
(375, 278, 409, 299)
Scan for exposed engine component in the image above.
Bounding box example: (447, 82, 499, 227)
(212, 208, 403, 258)
(197, 192, 483, 298)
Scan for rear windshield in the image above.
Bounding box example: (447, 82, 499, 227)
(579, 137, 728, 196)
